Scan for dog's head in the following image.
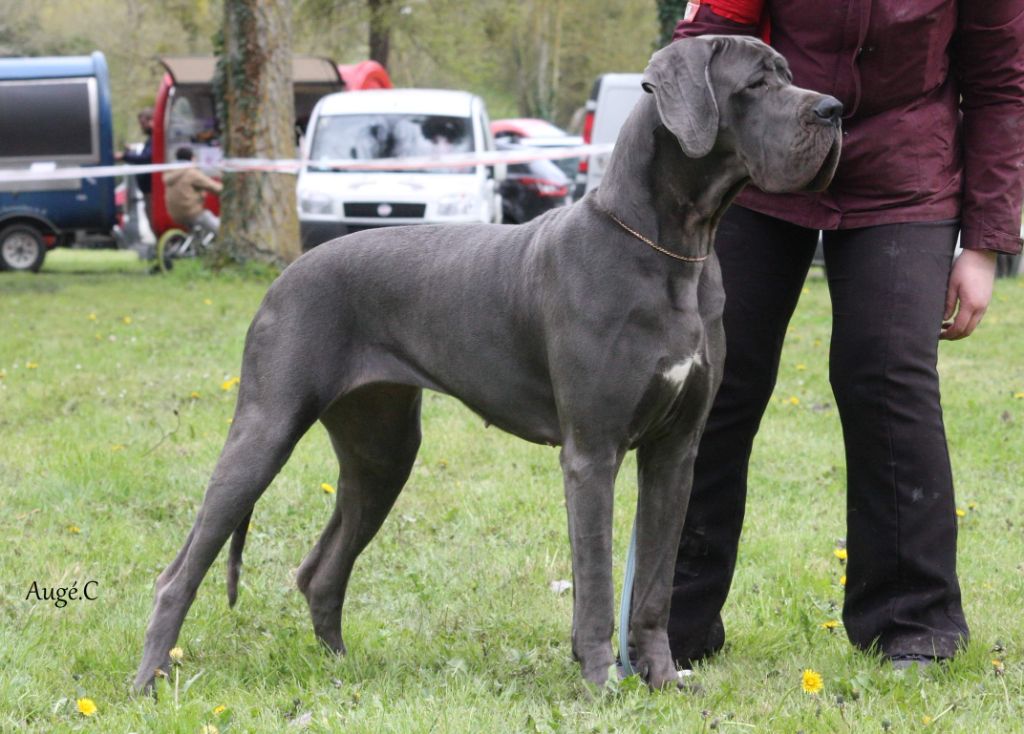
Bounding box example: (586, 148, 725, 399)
(642, 35, 841, 193)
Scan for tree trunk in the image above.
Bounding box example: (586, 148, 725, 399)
(215, 0, 301, 267)
(368, 0, 393, 69)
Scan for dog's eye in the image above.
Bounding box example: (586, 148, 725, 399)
(746, 79, 767, 91)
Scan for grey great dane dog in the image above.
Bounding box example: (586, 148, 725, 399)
(135, 35, 841, 691)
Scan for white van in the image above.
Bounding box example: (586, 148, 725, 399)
(575, 73, 644, 198)
(297, 88, 504, 249)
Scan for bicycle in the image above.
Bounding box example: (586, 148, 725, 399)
(154, 222, 216, 273)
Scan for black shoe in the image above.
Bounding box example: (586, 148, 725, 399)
(669, 614, 725, 669)
(889, 654, 938, 671)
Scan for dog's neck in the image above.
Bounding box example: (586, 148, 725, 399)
(594, 95, 749, 262)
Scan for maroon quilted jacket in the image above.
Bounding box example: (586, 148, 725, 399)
(674, 1, 1024, 254)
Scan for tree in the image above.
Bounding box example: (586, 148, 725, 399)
(295, 0, 392, 70)
(215, 0, 302, 267)
(367, 0, 395, 68)
(657, 0, 687, 46)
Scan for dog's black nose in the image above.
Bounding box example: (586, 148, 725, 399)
(812, 96, 843, 126)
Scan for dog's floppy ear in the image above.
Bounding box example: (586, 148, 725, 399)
(642, 37, 721, 158)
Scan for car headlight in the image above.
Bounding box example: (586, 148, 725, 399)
(437, 193, 477, 218)
(299, 191, 333, 215)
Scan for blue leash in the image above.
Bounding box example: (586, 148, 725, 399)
(617, 516, 638, 677)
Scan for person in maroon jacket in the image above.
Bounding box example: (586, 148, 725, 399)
(668, 1, 1024, 669)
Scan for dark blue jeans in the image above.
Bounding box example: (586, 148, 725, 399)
(668, 205, 969, 662)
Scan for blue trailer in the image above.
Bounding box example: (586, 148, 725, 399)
(0, 52, 116, 272)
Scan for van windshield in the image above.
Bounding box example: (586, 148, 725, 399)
(309, 113, 474, 174)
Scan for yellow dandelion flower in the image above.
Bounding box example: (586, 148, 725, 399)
(801, 668, 823, 694)
(796, 363, 807, 371)
(221, 376, 240, 391)
(968, 502, 978, 510)
(204, 298, 213, 306)
(788, 395, 800, 405)
(122, 316, 132, 325)
(839, 575, 847, 586)
(820, 620, 840, 630)
(1014, 391, 1024, 400)
(111, 444, 125, 452)
(955, 508, 966, 517)
(88, 313, 97, 321)
(212, 705, 227, 715)
(922, 715, 933, 725)
(802, 287, 811, 295)
(76, 698, 97, 716)
(833, 548, 848, 561)
(67, 524, 81, 534)
(26, 362, 38, 369)
(190, 391, 201, 399)
(321, 483, 336, 494)
(169, 646, 184, 664)
(992, 659, 1005, 674)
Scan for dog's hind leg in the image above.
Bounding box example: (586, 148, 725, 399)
(296, 383, 422, 655)
(134, 394, 317, 692)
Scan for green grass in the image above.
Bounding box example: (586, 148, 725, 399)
(1, 249, 1022, 732)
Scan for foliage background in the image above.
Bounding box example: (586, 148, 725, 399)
(0, 0, 662, 147)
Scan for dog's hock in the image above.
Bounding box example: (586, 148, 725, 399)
(642, 38, 722, 158)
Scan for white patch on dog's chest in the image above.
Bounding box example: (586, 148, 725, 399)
(662, 353, 703, 390)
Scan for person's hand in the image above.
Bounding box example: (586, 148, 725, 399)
(941, 248, 997, 340)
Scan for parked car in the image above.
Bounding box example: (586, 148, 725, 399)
(491, 117, 568, 140)
(297, 88, 504, 249)
(0, 52, 116, 272)
(491, 118, 583, 186)
(575, 73, 644, 199)
(495, 140, 572, 223)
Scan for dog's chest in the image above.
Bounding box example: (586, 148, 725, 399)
(661, 354, 702, 392)
(628, 349, 711, 444)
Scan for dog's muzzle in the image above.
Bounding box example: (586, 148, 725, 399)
(811, 96, 843, 127)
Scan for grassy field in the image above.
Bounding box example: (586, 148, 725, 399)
(1, 249, 1022, 732)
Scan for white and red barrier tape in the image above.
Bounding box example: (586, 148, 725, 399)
(0, 143, 614, 184)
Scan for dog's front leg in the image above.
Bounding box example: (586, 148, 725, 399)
(559, 441, 623, 687)
(629, 427, 701, 689)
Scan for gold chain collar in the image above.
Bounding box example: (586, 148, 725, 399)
(597, 205, 710, 263)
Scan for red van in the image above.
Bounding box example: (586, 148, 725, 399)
(148, 57, 391, 235)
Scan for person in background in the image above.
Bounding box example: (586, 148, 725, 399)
(667, 1, 1024, 670)
(120, 108, 155, 227)
(163, 147, 222, 235)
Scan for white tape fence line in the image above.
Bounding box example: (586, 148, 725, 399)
(0, 143, 615, 184)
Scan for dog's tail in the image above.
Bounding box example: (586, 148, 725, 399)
(226, 510, 253, 607)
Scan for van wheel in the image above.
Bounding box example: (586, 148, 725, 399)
(0, 224, 46, 272)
